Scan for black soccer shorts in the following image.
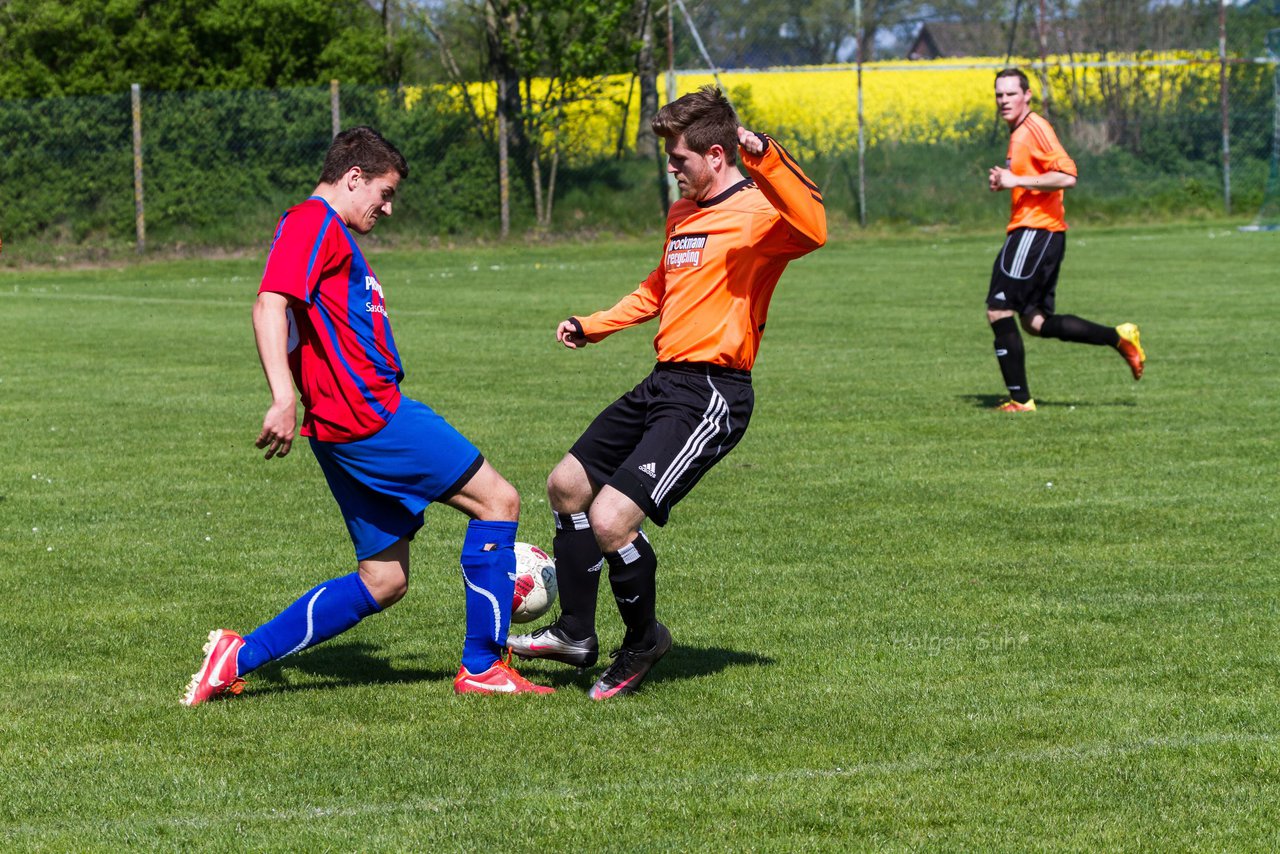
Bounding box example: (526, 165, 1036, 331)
(569, 361, 754, 526)
(986, 227, 1067, 317)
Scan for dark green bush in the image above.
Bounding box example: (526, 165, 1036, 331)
(0, 73, 1273, 256)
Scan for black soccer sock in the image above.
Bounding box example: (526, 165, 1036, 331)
(991, 316, 1031, 403)
(552, 511, 604, 640)
(1040, 314, 1120, 347)
(604, 532, 658, 648)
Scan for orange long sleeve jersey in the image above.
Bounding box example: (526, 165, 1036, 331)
(573, 137, 827, 371)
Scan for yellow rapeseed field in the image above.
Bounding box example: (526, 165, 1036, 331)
(402, 52, 1225, 163)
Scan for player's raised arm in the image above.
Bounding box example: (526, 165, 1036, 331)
(737, 125, 765, 156)
(737, 128, 827, 253)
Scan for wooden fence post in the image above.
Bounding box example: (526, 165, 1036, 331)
(498, 77, 510, 238)
(1219, 0, 1232, 214)
(131, 83, 145, 254)
(331, 79, 341, 137)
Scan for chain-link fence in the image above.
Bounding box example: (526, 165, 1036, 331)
(2, 54, 1277, 256)
(0, 82, 496, 255)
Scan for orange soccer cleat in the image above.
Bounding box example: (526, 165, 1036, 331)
(454, 655, 555, 695)
(1115, 322, 1146, 380)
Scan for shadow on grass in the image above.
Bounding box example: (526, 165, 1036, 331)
(959, 393, 1136, 410)
(234, 641, 774, 698)
(644, 645, 775, 689)
(502, 643, 775, 691)
(245, 642, 451, 696)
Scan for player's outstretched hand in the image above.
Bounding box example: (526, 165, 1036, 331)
(737, 126, 765, 156)
(556, 319, 588, 350)
(256, 401, 295, 459)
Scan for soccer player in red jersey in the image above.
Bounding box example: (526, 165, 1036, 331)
(182, 127, 551, 705)
(986, 68, 1146, 412)
(508, 87, 827, 699)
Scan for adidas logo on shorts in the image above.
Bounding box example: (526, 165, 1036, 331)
(638, 462, 657, 478)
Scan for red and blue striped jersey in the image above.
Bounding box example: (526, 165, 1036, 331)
(259, 197, 403, 443)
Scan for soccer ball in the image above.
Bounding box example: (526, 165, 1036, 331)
(511, 542, 558, 624)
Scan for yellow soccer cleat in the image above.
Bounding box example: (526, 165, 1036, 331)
(1116, 322, 1145, 380)
(994, 398, 1037, 413)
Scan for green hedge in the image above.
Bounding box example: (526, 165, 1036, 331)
(1, 75, 1273, 255)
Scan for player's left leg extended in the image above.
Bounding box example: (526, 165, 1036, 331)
(184, 551, 390, 705)
(1033, 313, 1145, 381)
(237, 547, 395, 676)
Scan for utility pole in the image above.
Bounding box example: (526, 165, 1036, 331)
(1219, 0, 1232, 214)
(1036, 0, 1051, 119)
(663, 0, 678, 210)
(855, 0, 866, 228)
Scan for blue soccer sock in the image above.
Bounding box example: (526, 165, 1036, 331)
(459, 519, 518, 675)
(237, 571, 382, 676)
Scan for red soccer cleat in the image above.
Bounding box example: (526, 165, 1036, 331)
(181, 629, 246, 707)
(994, 398, 1037, 413)
(454, 655, 554, 695)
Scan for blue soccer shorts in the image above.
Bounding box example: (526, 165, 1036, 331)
(310, 398, 483, 560)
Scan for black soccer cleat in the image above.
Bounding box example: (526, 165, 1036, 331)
(587, 622, 672, 700)
(508, 622, 600, 668)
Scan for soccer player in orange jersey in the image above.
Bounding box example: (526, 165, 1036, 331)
(986, 68, 1146, 412)
(508, 86, 827, 699)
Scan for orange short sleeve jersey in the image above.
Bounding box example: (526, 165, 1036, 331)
(574, 137, 826, 371)
(1006, 112, 1078, 233)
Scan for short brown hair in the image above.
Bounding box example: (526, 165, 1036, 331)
(995, 68, 1030, 92)
(319, 126, 409, 184)
(651, 86, 739, 166)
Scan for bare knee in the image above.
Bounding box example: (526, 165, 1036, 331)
(547, 455, 593, 514)
(477, 478, 520, 521)
(1021, 313, 1045, 335)
(359, 560, 409, 608)
(588, 490, 646, 554)
(443, 461, 519, 522)
(590, 514, 636, 554)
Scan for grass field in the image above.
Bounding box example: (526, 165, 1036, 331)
(1, 223, 1278, 850)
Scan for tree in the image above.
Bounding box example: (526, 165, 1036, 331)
(466, 0, 639, 227)
(0, 0, 398, 97)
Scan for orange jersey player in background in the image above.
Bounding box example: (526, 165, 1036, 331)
(508, 85, 825, 699)
(985, 67, 1146, 413)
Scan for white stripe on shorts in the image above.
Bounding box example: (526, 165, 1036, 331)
(1001, 229, 1053, 281)
(652, 379, 729, 507)
(1010, 230, 1033, 278)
